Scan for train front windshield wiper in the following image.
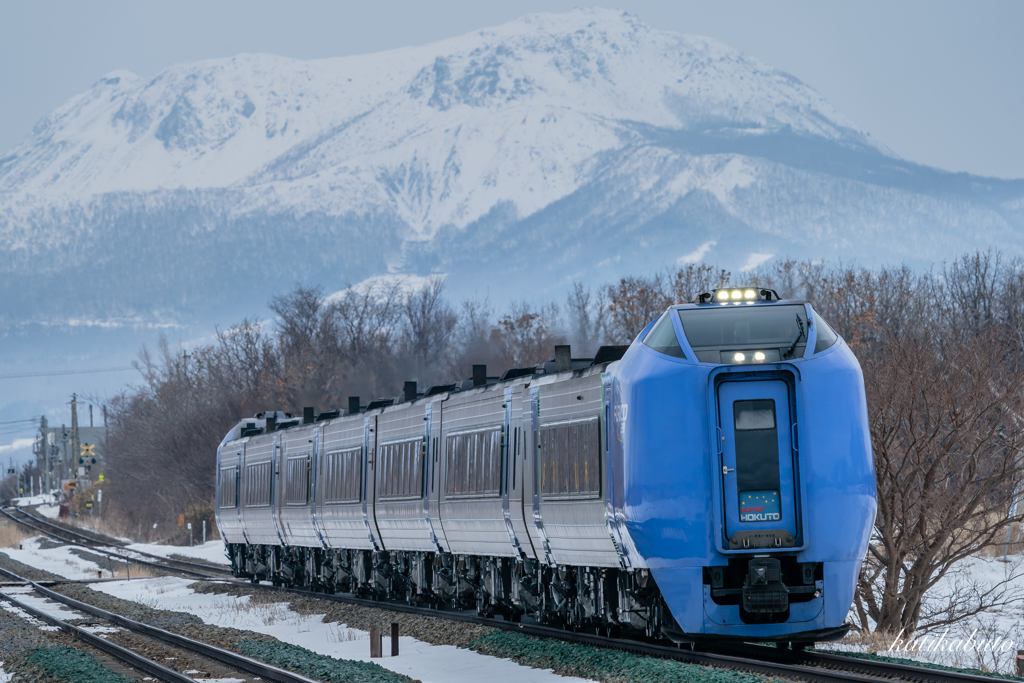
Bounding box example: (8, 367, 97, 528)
(782, 314, 805, 359)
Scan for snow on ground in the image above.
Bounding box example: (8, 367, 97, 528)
(94, 577, 594, 683)
(0, 663, 12, 683)
(1, 536, 107, 580)
(821, 554, 1024, 674)
(35, 504, 60, 519)
(10, 494, 57, 508)
(124, 540, 230, 566)
(0, 585, 120, 636)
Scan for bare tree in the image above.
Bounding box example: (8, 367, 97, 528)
(497, 301, 565, 368)
(855, 327, 1024, 634)
(605, 274, 669, 343)
(402, 276, 458, 385)
(668, 263, 731, 303)
(565, 282, 607, 357)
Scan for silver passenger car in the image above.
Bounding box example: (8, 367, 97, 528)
(216, 346, 642, 628)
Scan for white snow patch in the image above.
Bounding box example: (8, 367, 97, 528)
(35, 505, 60, 519)
(93, 577, 594, 683)
(10, 494, 58, 507)
(699, 157, 759, 209)
(0, 588, 121, 635)
(2, 585, 84, 623)
(0, 662, 12, 682)
(0, 536, 106, 580)
(324, 273, 443, 305)
(677, 241, 717, 264)
(821, 554, 1024, 675)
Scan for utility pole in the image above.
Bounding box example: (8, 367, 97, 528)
(61, 425, 67, 486)
(70, 394, 80, 489)
(40, 416, 49, 494)
(89, 404, 93, 428)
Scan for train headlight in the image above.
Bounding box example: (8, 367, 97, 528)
(734, 352, 746, 362)
(754, 351, 766, 361)
(706, 287, 778, 304)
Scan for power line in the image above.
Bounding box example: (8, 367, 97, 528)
(0, 366, 135, 380)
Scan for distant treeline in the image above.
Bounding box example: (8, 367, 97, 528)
(103, 251, 1024, 635)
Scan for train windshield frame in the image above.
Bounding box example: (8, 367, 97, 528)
(676, 304, 809, 363)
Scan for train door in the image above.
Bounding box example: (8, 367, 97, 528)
(362, 415, 382, 550)
(718, 379, 800, 548)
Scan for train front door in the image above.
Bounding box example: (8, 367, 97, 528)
(717, 379, 799, 549)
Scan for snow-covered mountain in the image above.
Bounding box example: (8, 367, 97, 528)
(2, 8, 1022, 329)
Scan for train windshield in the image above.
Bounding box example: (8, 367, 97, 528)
(677, 305, 809, 363)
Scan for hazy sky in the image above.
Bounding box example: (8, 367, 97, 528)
(1, 1, 1022, 178)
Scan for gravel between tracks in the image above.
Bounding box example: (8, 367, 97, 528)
(192, 581, 496, 647)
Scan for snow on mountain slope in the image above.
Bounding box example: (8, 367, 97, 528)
(0, 7, 1021, 330)
(0, 10, 873, 230)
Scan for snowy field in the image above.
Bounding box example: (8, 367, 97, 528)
(1, 536, 106, 580)
(822, 554, 1024, 674)
(94, 577, 593, 683)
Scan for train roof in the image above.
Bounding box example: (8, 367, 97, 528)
(222, 344, 628, 443)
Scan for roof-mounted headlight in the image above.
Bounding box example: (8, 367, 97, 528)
(696, 287, 781, 304)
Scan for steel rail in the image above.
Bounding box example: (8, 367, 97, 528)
(0, 565, 320, 683)
(233, 580, 1017, 683)
(13, 507, 230, 574)
(0, 582, 197, 683)
(1, 507, 230, 578)
(7, 507, 1013, 682)
(718, 643, 1021, 683)
(222, 580, 880, 683)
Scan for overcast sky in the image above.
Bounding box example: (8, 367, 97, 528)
(1, 1, 1022, 178)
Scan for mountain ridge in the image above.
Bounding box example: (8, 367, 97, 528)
(1, 7, 1022, 330)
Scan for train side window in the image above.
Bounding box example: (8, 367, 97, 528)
(445, 428, 502, 497)
(642, 313, 686, 358)
(244, 462, 272, 507)
(378, 438, 425, 500)
(219, 467, 237, 508)
(285, 454, 311, 505)
(324, 448, 361, 503)
(539, 418, 601, 499)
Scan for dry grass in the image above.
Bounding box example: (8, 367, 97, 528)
(118, 562, 162, 580)
(838, 628, 902, 653)
(977, 522, 1024, 558)
(0, 520, 32, 548)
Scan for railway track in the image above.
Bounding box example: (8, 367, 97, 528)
(3, 506, 1016, 683)
(0, 564, 319, 683)
(260, 581, 1019, 683)
(0, 506, 231, 578)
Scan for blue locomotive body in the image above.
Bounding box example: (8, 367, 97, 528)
(609, 298, 875, 638)
(216, 289, 875, 643)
